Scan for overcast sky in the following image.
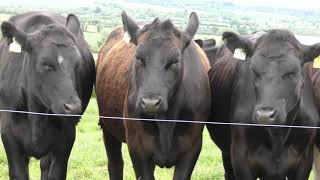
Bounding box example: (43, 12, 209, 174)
(231, 0, 320, 9)
(0, 0, 319, 10)
(0, 0, 95, 8)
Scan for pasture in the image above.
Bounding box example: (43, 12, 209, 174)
(0, 98, 226, 179)
(0, 1, 319, 179)
(0, 98, 316, 179)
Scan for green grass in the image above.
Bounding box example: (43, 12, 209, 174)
(0, 98, 224, 179)
(83, 32, 106, 53)
(0, 98, 315, 179)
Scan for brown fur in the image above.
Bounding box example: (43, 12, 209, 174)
(96, 27, 210, 142)
(96, 27, 123, 67)
(96, 29, 134, 142)
(195, 42, 210, 71)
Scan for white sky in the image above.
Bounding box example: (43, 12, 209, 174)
(231, 0, 320, 9)
(0, 0, 319, 10)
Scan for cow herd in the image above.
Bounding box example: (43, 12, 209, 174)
(0, 10, 320, 180)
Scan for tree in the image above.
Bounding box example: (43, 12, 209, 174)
(94, 6, 101, 14)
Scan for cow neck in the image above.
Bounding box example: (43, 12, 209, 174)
(22, 53, 50, 144)
(267, 85, 302, 151)
(28, 97, 49, 144)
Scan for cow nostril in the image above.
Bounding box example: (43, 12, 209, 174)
(269, 110, 277, 118)
(64, 103, 72, 112)
(154, 99, 161, 107)
(141, 98, 146, 106)
(63, 103, 81, 114)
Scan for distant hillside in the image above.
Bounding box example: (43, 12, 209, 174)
(0, 0, 95, 8)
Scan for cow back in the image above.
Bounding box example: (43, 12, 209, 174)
(96, 28, 134, 142)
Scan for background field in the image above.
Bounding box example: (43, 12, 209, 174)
(0, 98, 226, 179)
(0, 0, 320, 179)
(0, 99, 316, 179)
(0, 0, 320, 53)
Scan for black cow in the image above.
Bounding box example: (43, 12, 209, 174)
(195, 39, 216, 49)
(0, 11, 95, 180)
(195, 39, 219, 66)
(96, 12, 211, 180)
(208, 30, 320, 180)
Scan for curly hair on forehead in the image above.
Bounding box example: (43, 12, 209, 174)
(28, 24, 76, 48)
(139, 17, 182, 40)
(255, 29, 302, 50)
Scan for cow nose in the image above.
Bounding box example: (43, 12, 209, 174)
(63, 102, 82, 115)
(141, 97, 162, 114)
(255, 107, 277, 124)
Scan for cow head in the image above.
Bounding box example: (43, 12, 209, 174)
(1, 14, 83, 115)
(122, 12, 199, 159)
(223, 30, 320, 124)
(122, 11, 199, 118)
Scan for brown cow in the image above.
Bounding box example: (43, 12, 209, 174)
(96, 12, 210, 180)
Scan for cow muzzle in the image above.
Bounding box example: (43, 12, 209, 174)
(255, 107, 278, 124)
(62, 96, 82, 115)
(140, 96, 162, 116)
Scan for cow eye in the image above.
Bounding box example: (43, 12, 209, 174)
(43, 63, 55, 72)
(135, 57, 145, 66)
(165, 56, 181, 70)
(252, 69, 260, 77)
(282, 72, 294, 79)
(175, 56, 181, 64)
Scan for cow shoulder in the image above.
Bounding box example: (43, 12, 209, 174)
(230, 60, 255, 123)
(194, 41, 210, 72)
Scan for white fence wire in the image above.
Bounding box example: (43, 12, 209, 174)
(0, 109, 319, 129)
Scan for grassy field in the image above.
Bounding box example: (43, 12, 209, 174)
(83, 32, 106, 54)
(0, 98, 226, 180)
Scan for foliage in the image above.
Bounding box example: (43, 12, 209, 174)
(0, 0, 320, 54)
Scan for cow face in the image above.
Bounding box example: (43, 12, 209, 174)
(122, 11, 199, 118)
(223, 30, 320, 124)
(1, 14, 83, 115)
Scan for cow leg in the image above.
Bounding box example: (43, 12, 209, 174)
(232, 160, 255, 180)
(47, 125, 75, 180)
(287, 148, 313, 180)
(260, 175, 285, 180)
(102, 127, 123, 180)
(222, 152, 236, 180)
(1, 133, 29, 180)
(172, 136, 202, 180)
(25, 157, 30, 177)
(130, 155, 155, 180)
(40, 154, 52, 180)
(206, 125, 234, 179)
(231, 146, 255, 180)
(314, 145, 320, 180)
(127, 146, 155, 180)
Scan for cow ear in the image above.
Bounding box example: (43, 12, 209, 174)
(181, 12, 199, 49)
(121, 11, 140, 45)
(1, 21, 31, 51)
(303, 43, 320, 63)
(206, 39, 216, 47)
(194, 39, 203, 48)
(222, 31, 253, 57)
(66, 14, 81, 36)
